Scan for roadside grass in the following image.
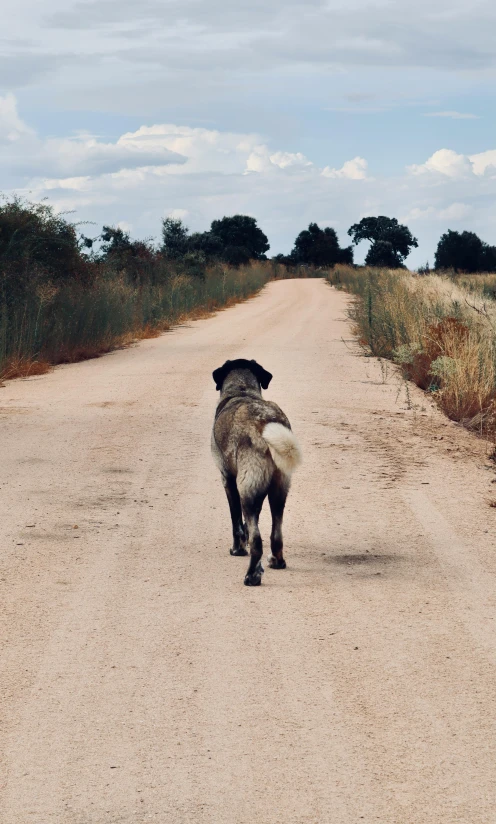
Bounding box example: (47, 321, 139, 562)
(453, 273, 496, 301)
(0, 261, 317, 382)
(0, 262, 273, 381)
(327, 265, 496, 437)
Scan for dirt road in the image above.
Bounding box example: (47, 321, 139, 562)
(2, 278, 496, 823)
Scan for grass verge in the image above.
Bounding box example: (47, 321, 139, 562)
(327, 265, 496, 438)
(0, 262, 290, 383)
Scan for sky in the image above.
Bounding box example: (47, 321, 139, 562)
(2, 0, 496, 266)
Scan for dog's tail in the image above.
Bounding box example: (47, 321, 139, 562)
(263, 422, 302, 476)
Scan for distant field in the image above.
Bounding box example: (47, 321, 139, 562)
(327, 265, 496, 440)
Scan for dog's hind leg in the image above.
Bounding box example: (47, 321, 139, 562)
(240, 491, 265, 586)
(267, 471, 290, 570)
(237, 451, 271, 586)
(222, 472, 247, 556)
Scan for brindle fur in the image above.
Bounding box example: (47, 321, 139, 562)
(211, 359, 298, 586)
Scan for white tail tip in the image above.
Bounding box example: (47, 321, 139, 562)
(263, 422, 302, 476)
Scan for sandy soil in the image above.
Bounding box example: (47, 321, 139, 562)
(2, 278, 496, 823)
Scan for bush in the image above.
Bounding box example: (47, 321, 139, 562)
(98, 225, 161, 283)
(0, 196, 93, 304)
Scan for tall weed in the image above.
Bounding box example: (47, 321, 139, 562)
(0, 261, 278, 380)
(327, 265, 496, 435)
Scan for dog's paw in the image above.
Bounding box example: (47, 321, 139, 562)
(244, 573, 262, 586)
(268, 555, 287, 570)
(230, 546, 248, 557)
(244, 562, 264, 586)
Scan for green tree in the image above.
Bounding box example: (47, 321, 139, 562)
(99, 225, 133, 256)
(210, 215, 269, 261)
(187, 231, 223, 262)
(0, 196, 92, 303)
(291, 223, 354, 267)
(365, 240, 402, 268)
(434, 229, 496, 273)
(98, 225, 157, 282)
(160, 214, 269, 268)
(161, 217, 189, 260)
(273, 252, 298, 267)
(348, 216, 418, 267)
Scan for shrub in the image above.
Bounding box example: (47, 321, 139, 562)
(0, 196, 93, 304)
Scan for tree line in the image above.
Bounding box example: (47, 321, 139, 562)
(93, 215, 496, 274)
(1, 195, 495, 310)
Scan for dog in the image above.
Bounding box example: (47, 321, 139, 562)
(211, 359, 301, 586)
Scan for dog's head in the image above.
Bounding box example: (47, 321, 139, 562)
(212, 359, 273, 392)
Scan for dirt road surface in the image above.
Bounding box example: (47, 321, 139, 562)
(2, 279, 496, 823)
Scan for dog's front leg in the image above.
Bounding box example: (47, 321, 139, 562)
(222, 473, 247, 556)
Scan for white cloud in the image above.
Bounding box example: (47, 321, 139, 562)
(42, 135, 185, 177)
(42, 176, 91, 191)
(167, 208, 189, 220)
(269, 151, 313, 170)
(423, 110, 479, 119)
(0, 98, 185, 178)
(403, 202, 473, 222)
(409, 148, 496, 180)
(116, 220, 132, 233)
(0, 92, 33, 142)
(322, 157, 369, 180)
(408, 149, 473, 178)
(119, 124, 263, 176)
(439, 202, 474, 220)
(245, 146, 313, 173)
(469, 150, 496, 177)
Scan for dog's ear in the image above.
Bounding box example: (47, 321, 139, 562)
(212, 358, 273, 391)
(250, 360, 272, 390)
(212, 360, 232, 391)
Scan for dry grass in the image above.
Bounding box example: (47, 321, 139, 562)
(327, 265, 496, 437)
(0, 262, 281, 383)
(0, 261, 328, 384)
(134, 324, 166, 340)
(1, 357, 51, 380)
